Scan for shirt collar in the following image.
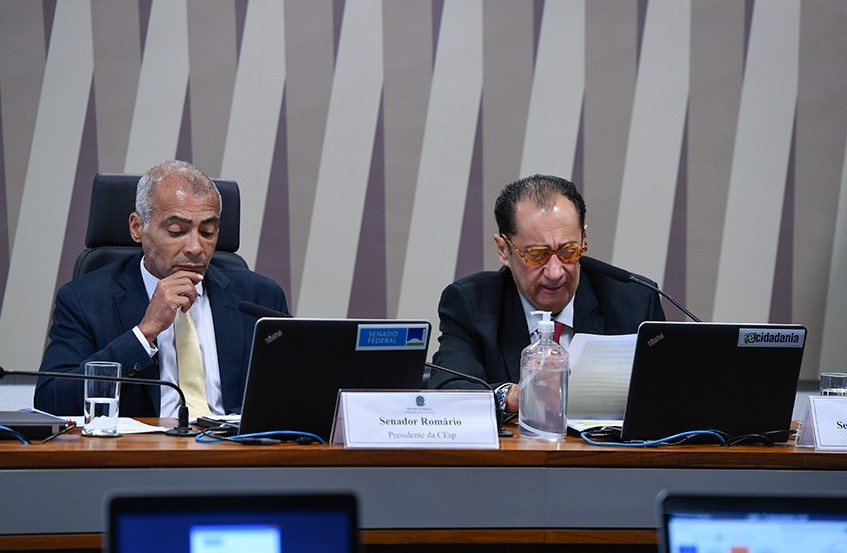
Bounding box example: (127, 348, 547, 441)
(516, 288, 575, 335)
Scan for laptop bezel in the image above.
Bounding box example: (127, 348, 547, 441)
(107, 492, 359, 553)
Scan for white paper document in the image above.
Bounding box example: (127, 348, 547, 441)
(68, 416, 168, 434)
(566, 333, 636, 419)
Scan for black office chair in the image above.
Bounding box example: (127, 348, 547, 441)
(73, 173, 248, 279)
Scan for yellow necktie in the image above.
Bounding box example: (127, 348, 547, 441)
(174, 309, 210, 418)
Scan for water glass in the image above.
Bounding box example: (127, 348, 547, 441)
(83, 361, 122, 437)
(819, 372, 847, 397)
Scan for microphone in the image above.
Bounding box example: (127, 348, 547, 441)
(0, 367, 199, 437)
(579, 256, 702, 323)
(425, 362, 512, 438)
(237, 301, 290, 319)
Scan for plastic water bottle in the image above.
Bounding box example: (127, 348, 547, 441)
(518, 310, 569, 440)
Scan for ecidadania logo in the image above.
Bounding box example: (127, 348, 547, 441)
(737, 328, 805, 348)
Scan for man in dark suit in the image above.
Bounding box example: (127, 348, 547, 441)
(429, 174, 664, 414)
(35, 160, 288, 417)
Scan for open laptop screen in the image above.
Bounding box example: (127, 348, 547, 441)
(622, 322, 806, 442)
(658, 493, 847, 553)
(238, 318, 431, 440)
(108, 493, 358, 553)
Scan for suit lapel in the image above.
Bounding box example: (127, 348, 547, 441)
(115, 255, 151, 330)
(574, 274, 604, 334)
(115, 255, 161, 407)
(204, 265, 243, 405)
(498, 269, 530, 382)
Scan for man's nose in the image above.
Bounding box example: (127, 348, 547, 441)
(183, 231, 202, 255)
(544, 254, 566, 277)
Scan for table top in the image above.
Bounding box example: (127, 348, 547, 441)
(1, 418, 844, 471)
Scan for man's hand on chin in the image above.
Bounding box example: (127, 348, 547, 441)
(138, 271, 203, 343)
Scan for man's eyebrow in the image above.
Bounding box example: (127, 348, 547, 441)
(524, 239, 581, 248)
(163, 215, 192, 226)
(162, 215, 221, 226)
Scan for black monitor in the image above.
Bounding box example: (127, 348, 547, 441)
(107, 493, 359, 553)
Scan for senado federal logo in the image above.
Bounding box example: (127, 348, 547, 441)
(737, 328, 805, 348)
(355, 323, 429, 351)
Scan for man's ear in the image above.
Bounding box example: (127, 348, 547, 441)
(493, 234, 511, 267)
(128, 212, 143, 244)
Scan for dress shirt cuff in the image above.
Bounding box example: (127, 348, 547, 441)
(132, 326, 158, 357)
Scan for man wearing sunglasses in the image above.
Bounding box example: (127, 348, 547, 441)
(429, 174, 665, 414)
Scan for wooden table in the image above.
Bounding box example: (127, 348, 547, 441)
(1, 420, 845, 551)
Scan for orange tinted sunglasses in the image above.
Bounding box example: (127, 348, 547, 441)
(501, 233, 587, 265)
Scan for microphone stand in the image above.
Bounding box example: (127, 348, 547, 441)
(627, 274, 702, 323)
(580, 256, 702, 322)
(237, 301, 291, 319)
(425, 362, 513, 438)
(0, 367, 199, 437)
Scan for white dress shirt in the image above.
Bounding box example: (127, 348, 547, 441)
(517, 291, 575, 349)
(131, 258, 225, 417)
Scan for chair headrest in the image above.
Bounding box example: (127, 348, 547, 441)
(85, 173, 241, 253)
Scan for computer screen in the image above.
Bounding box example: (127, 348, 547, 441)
(659, 493, 847, 553)
(108, 493, 358, 553)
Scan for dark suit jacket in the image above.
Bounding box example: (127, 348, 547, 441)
(429, 264, 665, 389)
(34, 253, 289, 416)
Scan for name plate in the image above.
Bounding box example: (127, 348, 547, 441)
(330, 390, 499, 449)
(796, 396, 847, 450)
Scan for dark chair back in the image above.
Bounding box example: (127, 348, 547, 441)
(73, 173, 248, 279)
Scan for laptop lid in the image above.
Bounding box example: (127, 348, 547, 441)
(621, 321, 806, 442)
(657, 492, 847, 553)
(238, 318, 431, 440)
(0, 410, 69, 440)
(108, 493, 358, 553)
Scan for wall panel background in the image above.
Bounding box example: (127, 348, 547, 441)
(0, 0, 844, 407)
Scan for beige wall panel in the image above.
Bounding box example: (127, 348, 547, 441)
(0, 1, 93, 386)
(0, 0, 47, 244)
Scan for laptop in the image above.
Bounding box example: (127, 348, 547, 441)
(0, 410, 69, 440)
(107, 492, 358, 553)
(238, 318, 431, 440)
(657, 491, 847, 553)
(620, 321, 806, 442)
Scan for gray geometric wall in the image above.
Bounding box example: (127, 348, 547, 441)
(1, 0, 845, 402)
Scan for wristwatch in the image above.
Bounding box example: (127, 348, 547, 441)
(495, 383, 514, 413)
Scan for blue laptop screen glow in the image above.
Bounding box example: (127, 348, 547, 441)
(667, 512, 847, 552)
(114, 510, 353, 553)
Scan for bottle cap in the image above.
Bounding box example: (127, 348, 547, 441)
(531, 310, 554, 334)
